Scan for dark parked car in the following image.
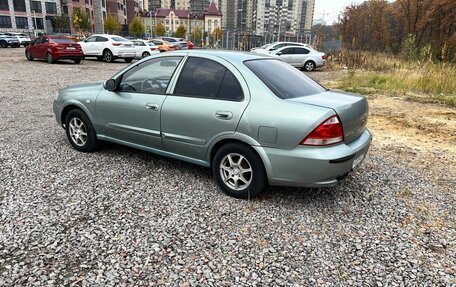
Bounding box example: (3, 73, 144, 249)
(25, 36, 84, 64)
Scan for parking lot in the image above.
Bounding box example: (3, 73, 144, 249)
(0, 48, 454, 286)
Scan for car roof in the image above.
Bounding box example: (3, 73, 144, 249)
(155, 50, 272, 64)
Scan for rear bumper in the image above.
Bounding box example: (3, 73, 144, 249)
(256, 129, 372, 187)
(53, 50, 84, 60)
(113, 48, 136, 58)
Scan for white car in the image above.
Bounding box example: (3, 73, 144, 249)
(270, 45, 326, 71)
(251, 42, 309, 54)
(131, 39, 160, 58)
(78, 34, 136, 63)
(5, 32, 32, 46)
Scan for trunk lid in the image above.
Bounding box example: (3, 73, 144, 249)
(288, 90, 368, 143)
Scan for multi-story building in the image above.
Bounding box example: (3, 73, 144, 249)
(141, 3, 221, 38)
(0, 0, 61, 34)
(252, 0, 314, 39)
(61, 0, 107, 33)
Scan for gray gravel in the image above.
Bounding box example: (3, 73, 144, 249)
(0, 48, 455, 286)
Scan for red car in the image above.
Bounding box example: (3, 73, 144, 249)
(180, 38, 194, 49)
(25, 36, 84, 64)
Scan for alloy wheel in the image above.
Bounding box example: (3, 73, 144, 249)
(69, 117, 88, 147)
(305, 61, 315, 71)
(219, 153, 253, 191)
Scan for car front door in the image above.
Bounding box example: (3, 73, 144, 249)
(161, 56, 250, 160)
(95, 56, 184, 149)
(28, 37, 42, 58)
(81, 35, 97, 55)
(277, 47, 294, 66)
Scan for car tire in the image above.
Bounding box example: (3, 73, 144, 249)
(65, 109, 99, 152)
(141, 52, 150, 58)
(0, 41, 7, 48)
(74, 59, 81, 64)
(102, 49, 114, 63)
(124, 58, 134, 63)
(46, 52, 55, 64)
(303, 61, 316, 71)
(25, 50, 33, 61)
(212, 142, 267, 199)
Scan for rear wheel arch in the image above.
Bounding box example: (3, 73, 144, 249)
(303, 60, 316, 71)
(211, 140, 268, 199)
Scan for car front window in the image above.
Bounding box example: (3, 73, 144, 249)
(118, 57, 183, 94)
(245, 59, 326, 99)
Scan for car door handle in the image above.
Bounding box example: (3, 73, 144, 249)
(145, 103, 159, 111)
(215, 111, 233, 120)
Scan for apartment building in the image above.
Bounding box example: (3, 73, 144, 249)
(0, 0, 61, 33)
(61, 0, 107, 33)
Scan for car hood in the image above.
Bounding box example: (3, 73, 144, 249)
(59, 81, 104, 101)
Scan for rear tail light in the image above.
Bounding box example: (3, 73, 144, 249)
(322, 54, 326, 60)
(150, 47, 156, 51)
(300, 115, 343, 146)
(112, 43, 121, 46)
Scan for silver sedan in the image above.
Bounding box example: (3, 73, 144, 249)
(53, 51, 372, 199)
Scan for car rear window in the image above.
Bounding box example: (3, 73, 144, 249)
(53, 38, 75, 43)
(244, 59, 326, 99)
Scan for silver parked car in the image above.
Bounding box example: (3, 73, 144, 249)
(53, 51, 372, 199)
(270, 45, 326, 71)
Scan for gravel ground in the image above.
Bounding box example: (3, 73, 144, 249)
(0, 48, 454, 286)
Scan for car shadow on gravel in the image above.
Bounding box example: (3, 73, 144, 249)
(97, 141, 358, 205)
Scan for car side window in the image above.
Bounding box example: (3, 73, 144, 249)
(217, 70, 244, 101)
(134, 41, 144, 46)
(96, 36, 108, 42)
(85, 36, 96, 42)
(174, 57, 226, 99)
(295, 48, 310, 54)
(280, 48, 294, 55)
(152, 40, 162, 45)
(118, 56, 183, 94)
(34, 37, 43, 44)
(174, 57, 243, 101)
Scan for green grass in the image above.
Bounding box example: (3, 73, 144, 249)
(326, 51, 456, 107)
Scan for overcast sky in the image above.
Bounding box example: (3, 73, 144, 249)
(314, 0, 366, 25)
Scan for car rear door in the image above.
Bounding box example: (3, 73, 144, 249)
(160, 55, 250, 160)
(95, 56, 183, 149)
(293, 47, 310, 67)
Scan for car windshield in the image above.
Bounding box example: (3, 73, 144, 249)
(245, 59, 327, 99)
(111, 37, 129, 42)
(53, 38, 75, 43)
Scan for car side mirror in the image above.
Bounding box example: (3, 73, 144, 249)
(277, 52, 282, 56)
(104, 79, 117, 91)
